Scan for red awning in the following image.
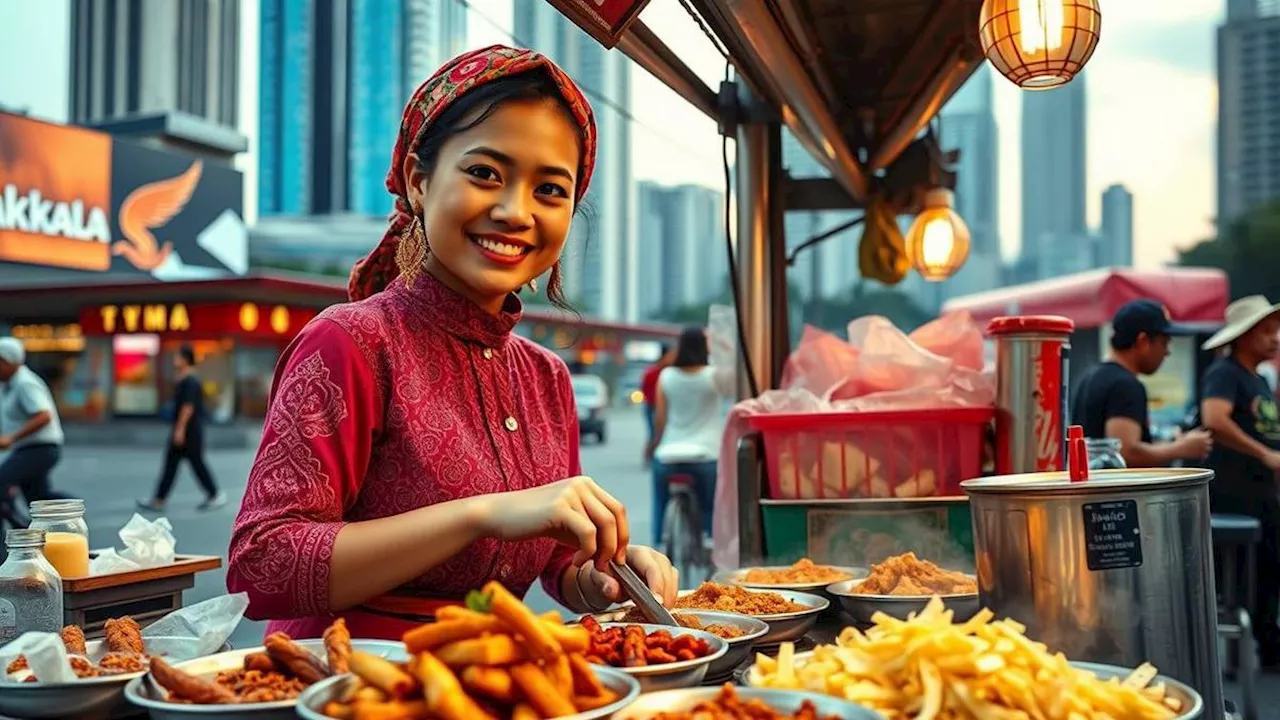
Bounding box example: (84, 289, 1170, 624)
(942, 267, 1230, 329)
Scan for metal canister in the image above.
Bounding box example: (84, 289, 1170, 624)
(987, 316, 1074, 474)
(962, 469, 1223, 720)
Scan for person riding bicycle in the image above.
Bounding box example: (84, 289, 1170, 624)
(647, 327, 734, 545)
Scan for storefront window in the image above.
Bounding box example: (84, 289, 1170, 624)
(26, 337, 111, 422)
(235, 345, 279, 418)
(112, 335, 161, 416)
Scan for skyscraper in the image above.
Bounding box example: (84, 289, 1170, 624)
(940, 65, 999, 258)
(1099, 184, 1134, 267)
(1021, 75, 1087, 278)
(1217, 0, 1280, 224)
(515, 2, 634, 321)
(636, 182, 726, 318)
(258, 0, 466, 217)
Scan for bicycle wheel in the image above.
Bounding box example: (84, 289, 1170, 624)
(662, 494, 694, 578)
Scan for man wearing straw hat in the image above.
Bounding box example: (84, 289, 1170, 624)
(1200, 294, 1280, 667)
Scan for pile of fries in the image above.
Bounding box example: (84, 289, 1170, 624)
(643, 684, 841, 720)
(750, 598, 1187, 720)
(580, 617, 715, 667)
(320, 582, 623, 720)
(149, 618, 350, 704)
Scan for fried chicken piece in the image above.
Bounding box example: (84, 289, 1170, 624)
(150, 656, 236, 704)
(60, 625, 87, 655)
(855, 552, 977, 596)
(243, 652, 279, 673)
(70, 656, 100, 678)
(263, 632, 328, 684)
(6, 656, 28, 674)
(322, 617, 352, 674)
(104, 616, 145, 655)
(99, 652, 148, 675)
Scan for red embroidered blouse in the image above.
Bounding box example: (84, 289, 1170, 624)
(226, 273, 580, 640)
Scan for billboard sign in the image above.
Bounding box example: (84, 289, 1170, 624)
(543, 0, 653, 48)
(0, 112, 246, 280)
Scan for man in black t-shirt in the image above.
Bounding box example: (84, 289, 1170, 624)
(1071, 299, 1212, 467)
(1200, 295, 1280, 666)
(137, 346, 226, 512)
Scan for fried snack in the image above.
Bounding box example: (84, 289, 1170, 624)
(482, 581, 562, 661)
(104, 616, 145, 655)
(510, 662, 576, 719)
(70, 656, 100, 678)
(741, 558, 852, 585)
(854, 551, 976, 596)
(244, 651, 279, 673)
(674, 582, 806, 615)
(462, 665, 517, 704)
(350, 650, 419, 699)
(581, 617, 714, 668)
(98, 652, 147, 674)
(750, 597, 1186, 720)
(413, 651, 500, 720)
(617, 608, 748, 639)
(216, 667, 308, 703)
(60, 624, 88, 655)
(150, 656, 236, 704)
(436, 634, 526, 666)
(265, 631, 330, 684)
(324, 617, 353, 674)
(5, 656, 28, 674)
(648, 684, 840, 720)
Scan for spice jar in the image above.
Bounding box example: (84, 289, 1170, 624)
(28, 499, 90, 578)
(1085, 438, 1127, 470)
(0, 529, 64, 644)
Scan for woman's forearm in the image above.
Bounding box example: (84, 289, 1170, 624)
(328, 496, 488, 611)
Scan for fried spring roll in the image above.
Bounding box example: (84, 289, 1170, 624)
(349, 651, 419, 699)
(353, 686, 388, 703)
(461, 665, 516, 704)
(510, 662, 577, 719)
(104, 617, 145, 655)
(324, 618, 353, 674)
(322, 702, 357, 720)
(60, 625, 87, 655)
(543, 622, 589, 653)
(402, 615, 506, 653)
(352, 699, 430, 720)
(512, 703, 542, 720)
(264, 632, 329, 684)
(483, 581, 561, 661)
(572, 689, 621, 711)
(434, 634, 525, 666)
(414, 651, 498, 720)
(148, 657, 235, 704)
(567, 653, 604, 697)
(548, 654, 573, 698)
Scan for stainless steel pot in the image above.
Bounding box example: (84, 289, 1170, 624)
(962, 468, 1224, 720)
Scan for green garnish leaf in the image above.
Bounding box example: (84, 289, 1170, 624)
(465, 589, 493, 614)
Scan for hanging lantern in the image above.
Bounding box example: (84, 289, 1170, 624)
(905, 189, 971, 281)
(978, 0, 1101, 90)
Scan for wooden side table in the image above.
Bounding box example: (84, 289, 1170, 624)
(62, 553, 222, 638)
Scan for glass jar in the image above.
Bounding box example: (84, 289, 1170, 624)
(0, 529, 64, 644)
(28, 499, 89, 579)
(1085, 438, 1127, 470)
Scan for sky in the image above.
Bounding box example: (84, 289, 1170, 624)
(0, 0, 1225, 270)
(469, 0, 1225, 268)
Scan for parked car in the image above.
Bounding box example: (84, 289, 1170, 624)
(571, 374, 609, 443)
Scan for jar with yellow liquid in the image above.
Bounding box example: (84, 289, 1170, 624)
(28, 499, 90, 578)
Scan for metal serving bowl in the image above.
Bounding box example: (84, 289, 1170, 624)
(826, 577, 980, 626)
(745, 652, 1202, 719)
(583, 608, 767, 683)
(611, 686, 885, 719)
(592, 623, 728, 692)
(0, 639, 235, 720)
(297, 663, 641, 720)
(123, 639, 406, 719)
(598, 587, 828, 648)
(712, 566, 866, 604)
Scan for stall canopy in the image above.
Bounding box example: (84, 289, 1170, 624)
(942, 267, 1231, 329)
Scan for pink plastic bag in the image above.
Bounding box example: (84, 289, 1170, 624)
(780, 326, 861, 397)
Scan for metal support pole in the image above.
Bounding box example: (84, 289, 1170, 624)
(765, 122, 790, 386)
(735, 119, 774, 400)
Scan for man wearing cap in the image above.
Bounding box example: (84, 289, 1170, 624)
(0, 337, 67, 506)
(1072, 299, 1213, 467)
(1199, 295, 1280, 666)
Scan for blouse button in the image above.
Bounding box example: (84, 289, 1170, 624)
(504, 416, 519, 432)
(483, 348, 493, 359)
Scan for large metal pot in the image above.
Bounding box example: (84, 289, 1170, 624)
(962, 468, 1224, 720)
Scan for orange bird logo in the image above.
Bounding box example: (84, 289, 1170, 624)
(113, 161, 204, 271)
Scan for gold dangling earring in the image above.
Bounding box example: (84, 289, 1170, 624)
(527, 278, 538, 294)
(395, 213, 429, 286)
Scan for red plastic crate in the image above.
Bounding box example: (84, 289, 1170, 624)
(748, 407, 994, 500)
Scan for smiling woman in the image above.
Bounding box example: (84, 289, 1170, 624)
(226, 45, 678, 643)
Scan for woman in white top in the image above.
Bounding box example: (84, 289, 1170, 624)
(647, 327, 733, 543)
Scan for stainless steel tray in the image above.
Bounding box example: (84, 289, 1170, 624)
(601, 588, 828, 647)
(593, 623, 727, 693)
(826, 577, 980, 625)
(611, 686, 884, 719)
(123, 639, 405, 719)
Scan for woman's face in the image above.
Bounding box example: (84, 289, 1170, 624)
(406, 97, 581, 313)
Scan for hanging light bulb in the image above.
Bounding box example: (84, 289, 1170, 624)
(978, 0, 1101, 89)
(906, 189, 970, 281)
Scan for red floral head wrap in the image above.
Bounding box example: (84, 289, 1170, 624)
(348, 45, 597, 301)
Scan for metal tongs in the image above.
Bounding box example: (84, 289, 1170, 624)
(609, 560, 678, 626)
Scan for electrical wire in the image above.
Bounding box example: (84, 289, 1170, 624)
(674, 0, 730, 59)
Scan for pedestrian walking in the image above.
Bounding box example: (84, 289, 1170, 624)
(137, 345, 226, 511)
(0, 337, 70, 519)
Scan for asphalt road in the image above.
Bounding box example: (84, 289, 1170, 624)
(56, 405, 657, 650)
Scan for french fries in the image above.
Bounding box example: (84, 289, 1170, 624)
(749, 597, 1188, 720)
(321, 582, 622, 720)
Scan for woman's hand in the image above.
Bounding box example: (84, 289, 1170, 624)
(579, 545, 678, 609)
(478, 476, 629, 570)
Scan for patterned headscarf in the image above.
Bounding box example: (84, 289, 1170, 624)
(348, 45, 597, 301)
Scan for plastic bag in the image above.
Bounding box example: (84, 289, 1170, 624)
(0, 593, 248, 683)
(88, 514, 176, 575)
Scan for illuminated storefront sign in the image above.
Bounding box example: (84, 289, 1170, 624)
(9, 323, 85, 352)
(81, 302, 313, 338)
